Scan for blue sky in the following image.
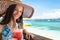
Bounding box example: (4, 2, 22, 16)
(22, 0, 60, 19)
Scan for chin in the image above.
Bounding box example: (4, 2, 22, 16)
(14, 16, 19, 19)
(15, 17, 19, 20)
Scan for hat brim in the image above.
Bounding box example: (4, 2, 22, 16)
(22, 4, 34, 18)
(0, 1, 34, 18)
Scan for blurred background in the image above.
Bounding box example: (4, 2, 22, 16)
(22, 0, 60, 40)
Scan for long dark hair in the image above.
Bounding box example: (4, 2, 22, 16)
(0, 4, 23, 27)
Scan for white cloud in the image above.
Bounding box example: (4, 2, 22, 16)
(32, 9, 60, 19)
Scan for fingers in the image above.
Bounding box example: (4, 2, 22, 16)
(26, 34, 30, 40)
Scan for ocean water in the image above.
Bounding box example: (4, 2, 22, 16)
(23, 19, 60, 40)
(23, 19, 60, 31)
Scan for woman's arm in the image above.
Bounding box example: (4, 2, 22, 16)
(0, 24, 3, 33)
(23, 25, 34, 40)
(0, 33, 2, 40)
(0, 24, 3, 40)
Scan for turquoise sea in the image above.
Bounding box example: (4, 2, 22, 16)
(23, 19, 60, 31)
(23, 19, 60, 40)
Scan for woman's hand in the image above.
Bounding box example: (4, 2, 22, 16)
(23, 29, 34, 40)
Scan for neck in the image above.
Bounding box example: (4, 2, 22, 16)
(8, 18, 16, 28)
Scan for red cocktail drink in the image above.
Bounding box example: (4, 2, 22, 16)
(13, 29, 23, 40)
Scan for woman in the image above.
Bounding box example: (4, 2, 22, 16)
(0, 4, 23, 40)
(0, 4, 34, 40)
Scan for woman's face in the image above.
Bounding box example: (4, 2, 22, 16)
(13, 5, 23, 20)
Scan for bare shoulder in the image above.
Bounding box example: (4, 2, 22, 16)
(0, 24, 2, 40)
(0, 24, 3, 33)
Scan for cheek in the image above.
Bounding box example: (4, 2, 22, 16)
(13, 11, 22, 16)
(13, 12, 22, 19)
(13, 11, 17, 16)
(17, 11, 22, 17)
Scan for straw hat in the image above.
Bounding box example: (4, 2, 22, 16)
(0, 0, 34, 18)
